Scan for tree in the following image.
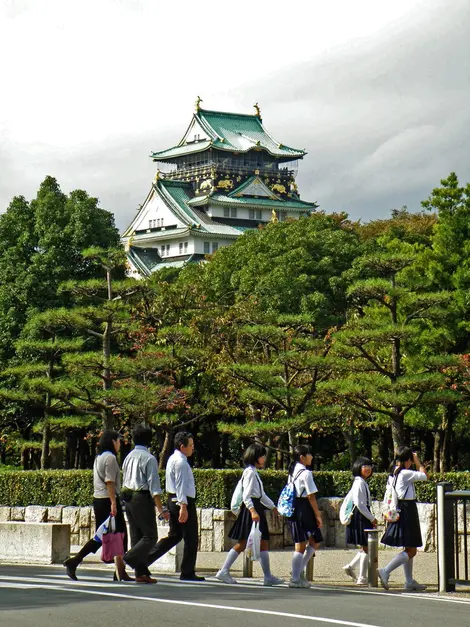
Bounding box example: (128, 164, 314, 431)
(0, 177, 120, 364)
(327, 239, 458, 453)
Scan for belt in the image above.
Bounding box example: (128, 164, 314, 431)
(168, 493, 195, 502)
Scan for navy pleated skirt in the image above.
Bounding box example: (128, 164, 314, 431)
(346, 507, 371, 547)
(381, 500, 422, 548)
(289, 498, 323, 544)
(229, 498, 270, 541)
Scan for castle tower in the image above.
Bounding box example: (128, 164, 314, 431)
(122, 101, 317, 276)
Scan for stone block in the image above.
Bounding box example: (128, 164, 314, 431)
(318, 497, 342, 520)
(213, 509, 229, 521)
(266, 510, 283, 535)
(213, 520, 226, 552)
(284, 523, 294, 547)
(201, 508, 214, 530)
(417, 503, 435, 552)
(334, 520, 347, 548)
(47, 506, 64, 523)
(70, 533, 80, 547)
(0, 522, 70, 564)
(25, 506, 47, 523)
(0, 507, 11, 522)
(62, 507, 81, 534)
(196, 508, 202, 528)
(79, 528, 93, 545)
(269, 533, 285, 550)
(200, 529, 213, 552)
(79, 506, 92, 529)
(10, 507, 25, 522)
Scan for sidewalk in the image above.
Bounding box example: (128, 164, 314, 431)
(81, 547, 440, 591)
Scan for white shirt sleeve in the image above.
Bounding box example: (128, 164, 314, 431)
(405, 469, 428, 482)
(352, 479, 375, 522)
(174, 459, 190, 504)
(303, 471, 318, 496)
(242, 468, 275, 510)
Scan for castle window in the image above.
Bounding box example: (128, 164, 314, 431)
(212, 242, 219, 253)
(166, 244, 170, 254)
(279, 211, 287, 222)
(249, 209, 255, 219)
(230, 208, 237, 218)
(184, 242, 188, 253)
(179, 242, 183, 254)
(256, 210, 262, 220)
(204, 242, 210, 254)
(224, 207, 230, 217)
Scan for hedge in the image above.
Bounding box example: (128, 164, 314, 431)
(1, 469, 469, 508)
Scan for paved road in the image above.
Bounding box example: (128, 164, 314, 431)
(0, 565, 469, 627)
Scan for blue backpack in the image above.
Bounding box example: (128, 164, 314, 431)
(277, 469, 308, 517)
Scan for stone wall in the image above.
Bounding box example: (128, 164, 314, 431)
(0, 497, 457, 554)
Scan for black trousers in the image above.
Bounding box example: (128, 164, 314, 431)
(123, 491, 157, 577)
(148, 496, 198, 577)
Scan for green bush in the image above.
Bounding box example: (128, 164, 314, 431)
(1, 469, 469, 508)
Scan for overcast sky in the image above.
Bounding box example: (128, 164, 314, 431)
(1, 0, 469, 230)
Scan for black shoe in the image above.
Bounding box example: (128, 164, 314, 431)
(63, 557, 79, 581)
(180, 574, 205, 582)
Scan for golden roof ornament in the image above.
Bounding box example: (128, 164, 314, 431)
(154, 169, 160, 182)
(271, 209, 278, 223)
(254, 102, 261, 118)
(195, 96, 203, 112)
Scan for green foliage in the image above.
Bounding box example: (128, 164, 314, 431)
(1, 469, 468, 507)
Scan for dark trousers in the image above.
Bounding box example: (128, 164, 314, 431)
(123, 491, 157, 577)
(148, 496, 198, 577)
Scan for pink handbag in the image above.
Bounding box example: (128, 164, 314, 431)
(101, 531, 125, 563)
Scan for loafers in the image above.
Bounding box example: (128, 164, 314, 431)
(135, 575, 157, 584)
(180, 574, 205, 581)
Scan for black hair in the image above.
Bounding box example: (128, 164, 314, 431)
(243, 443, 267, 467)
(288, 444, 312, 476)
(97, 430, 121, 455)
(389, 446, 413, 476)
(174, 431, 193, 450)
(352, 457, 373, 478)
(132, 424, 153, 448)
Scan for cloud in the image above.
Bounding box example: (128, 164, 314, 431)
(1, 0, 469, 229)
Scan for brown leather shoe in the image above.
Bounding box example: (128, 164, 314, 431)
(135, 575, 157, 584)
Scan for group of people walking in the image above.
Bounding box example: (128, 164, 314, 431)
(64, 428, 428, 591)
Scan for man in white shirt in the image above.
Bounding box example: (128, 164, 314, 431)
(122, 424, 169, 584)
(147, 432, 204, 581)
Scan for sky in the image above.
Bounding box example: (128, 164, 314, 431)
(1, 0, 469, 230)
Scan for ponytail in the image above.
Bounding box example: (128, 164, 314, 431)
(288, 444, 312, 476)
(389, 446, 413, 476)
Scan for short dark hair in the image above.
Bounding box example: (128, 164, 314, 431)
(132, 424, 153, 447)
(97, 430, 121, 455)
(288, 444, 312, 476)
(174, 432, 193, 450)
(352, 457, 373, 477)
(243, 443, 267, 467)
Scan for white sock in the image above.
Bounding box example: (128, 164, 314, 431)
(302, 545, 315, 571)
(358, 552, 368, 581)
(259, 551, 272, 578)
(403, 557, 414, 584)
(384, 551, 409, 575)
(347, 551, 363, 570)
(220, 549, 240, 574)
(291, 551, 304, 581)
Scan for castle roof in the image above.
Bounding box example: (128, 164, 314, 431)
(150, 108, 305, 161)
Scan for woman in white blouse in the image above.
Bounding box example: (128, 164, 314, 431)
(215, 443, 284, 586)
(343, 457, 376, 585)
(378, 446, 428, 591)
(287, 445, 323, 588)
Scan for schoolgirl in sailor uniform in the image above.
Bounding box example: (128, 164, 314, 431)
(215, 443, 284, 586)
(378, 446, 428, 591)
(343, 457, 376, 585)
(287, 445, 323, 588)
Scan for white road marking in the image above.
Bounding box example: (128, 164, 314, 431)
(7, 584, 382, 627)
(309, 585, 470, 605)
(0, 575, 199, 589)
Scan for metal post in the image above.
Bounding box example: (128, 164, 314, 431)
(365, 529, 379, 588)
(305, 552, 315, 581)
(243, 550, 253, 577)
(437, 482, 454, 592)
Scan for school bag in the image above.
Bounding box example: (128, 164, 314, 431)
(277, 469, 308, 517)
(339, 489, 355, 525)
(230, 475, 244, 515)
(383, 475, 400, 523)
